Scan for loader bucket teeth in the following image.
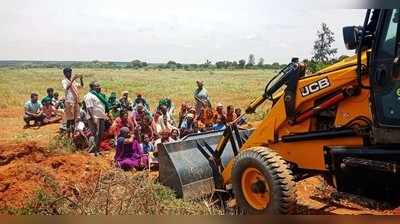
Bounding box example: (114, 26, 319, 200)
(159, 129, 253, 200)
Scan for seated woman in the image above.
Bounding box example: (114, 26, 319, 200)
(110, 110, 134, 139)
(133, 93, 150, 112)
(179, 113, 197, 137)
(212, 114, 227, 131)
(178, 102, 189, 127)
(154, 108, 175, 137)
(152, 128, 174, 169)
(42, 99, 62, 124)
(53, 92, 65, 110)
(140, 134, 155, 154)
(171, 128, 180, 141)
(226, 105, 237, 123)
(140, 115, 155, 141)
(115, 127, 148, 171)
(197, 106, 214, 131)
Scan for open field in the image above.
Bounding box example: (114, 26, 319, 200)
(0, 68, 397, 215)
(0, 68, 273, 116)
(0, 68, 273, 143)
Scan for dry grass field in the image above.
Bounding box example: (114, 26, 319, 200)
(0, 68, 274, 142)
(0, 68, 274, 113)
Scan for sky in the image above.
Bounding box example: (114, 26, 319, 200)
(0, 0, 366, 64)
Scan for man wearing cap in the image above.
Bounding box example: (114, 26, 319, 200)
(193, 80, 210, 115)
(61, 67, 83, 137)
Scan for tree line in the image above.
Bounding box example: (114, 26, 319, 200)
(1, 23, 348, 73)
(0, 57, 287, 70)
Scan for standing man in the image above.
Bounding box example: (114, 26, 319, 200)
(193, 80, 210, 115)
(61, 68, 83, 137)
(84, 81, 109, 156)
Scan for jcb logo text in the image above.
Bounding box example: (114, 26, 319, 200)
(300, 78, 330, 97)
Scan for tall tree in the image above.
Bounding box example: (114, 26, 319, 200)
(312, 23, 338, 63)
(271, 62, 280, 69)
(232, 61, 238, 68)
(201, 59, 212, 68)
(238, 59, 246, 69)
(257, 57, 264, 68)
(166, 60, 177, 69)
(129, 59, 145, 68)
(215, 61, 226, 69)
(247, 54, 255, 67)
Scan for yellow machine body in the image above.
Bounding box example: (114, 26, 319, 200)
(222, 53, 372, 184)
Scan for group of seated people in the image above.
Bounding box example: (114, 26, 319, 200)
(178, 102, 246, 136)
(23, 88, 64, 128)
(24, 88, 246, 172)
(72, 91, 182, 171)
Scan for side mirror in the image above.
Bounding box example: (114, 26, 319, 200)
(343, 26, 360, 50)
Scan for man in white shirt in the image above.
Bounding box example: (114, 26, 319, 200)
(84, 81, 108, 156)
(62, 67, 84, 137)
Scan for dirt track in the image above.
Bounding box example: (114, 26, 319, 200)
(0, 107, 397, 214)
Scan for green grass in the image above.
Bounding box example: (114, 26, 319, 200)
(0, 68, 277, 121)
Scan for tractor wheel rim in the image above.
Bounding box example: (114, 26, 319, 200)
(241, 167, 270, 210)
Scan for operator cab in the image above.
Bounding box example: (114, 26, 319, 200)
(344, 9, 400, 144)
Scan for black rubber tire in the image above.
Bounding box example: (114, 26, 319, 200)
(232, 147, 297, 214)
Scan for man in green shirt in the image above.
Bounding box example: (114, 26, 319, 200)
(41, 87, 54, 105)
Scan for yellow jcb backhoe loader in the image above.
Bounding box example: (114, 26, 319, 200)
(159, 9, 400, 214)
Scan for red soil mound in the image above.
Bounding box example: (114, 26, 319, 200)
(0, 141, 111, 208)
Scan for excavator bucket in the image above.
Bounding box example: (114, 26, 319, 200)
(158, 128, 253, 200)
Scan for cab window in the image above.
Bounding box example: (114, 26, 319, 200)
(377, 9, 399, 57)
